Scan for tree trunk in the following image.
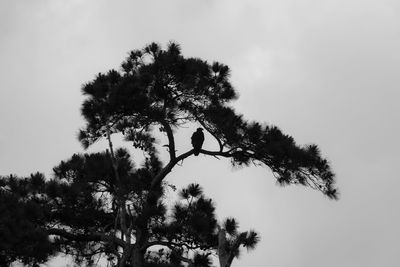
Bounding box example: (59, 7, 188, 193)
(218, 228, 230, 267)
(118, 244, 131, 267)
(131, 247, 145, 267)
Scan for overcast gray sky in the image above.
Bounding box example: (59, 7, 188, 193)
(1, 0, 399, 266)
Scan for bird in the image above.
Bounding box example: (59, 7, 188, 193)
(191, 128, 204, 156)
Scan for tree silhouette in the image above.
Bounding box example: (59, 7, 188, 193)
(0, 161, 249, 267)
(78, 42, 336, 198)
(0, 174, 54, 266)
(0, 42, 337, 267)
(217, 218, 259, 267)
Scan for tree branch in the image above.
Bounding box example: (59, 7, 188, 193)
(150, 148, 235, 189)
(143, 240, 203, 251)
(160, 120, 176, 161)
(151, 149, 194, 188)
(227, 234, 245, 264)
(106, 129, 129, 243)
(47, 228, 125, 248)
(199, 149, 232, 158)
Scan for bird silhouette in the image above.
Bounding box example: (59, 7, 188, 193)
(191, 128, 204, 156)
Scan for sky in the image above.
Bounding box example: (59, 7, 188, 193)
(1, 0, 399, 266)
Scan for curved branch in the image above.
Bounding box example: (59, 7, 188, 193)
(151, 148, 235, 188)
(151, 149, 194, 188)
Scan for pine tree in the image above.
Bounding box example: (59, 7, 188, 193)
(79, 42, 337, 199)
(0, 42, 337, 267)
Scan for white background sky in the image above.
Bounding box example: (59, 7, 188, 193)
(1, 1, 399, 266)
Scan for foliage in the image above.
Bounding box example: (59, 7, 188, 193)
(0, 174, 54, 266)
(78, 41, 337, 198)
(0, 42, 337, 267)
(0, 153, 218, 266)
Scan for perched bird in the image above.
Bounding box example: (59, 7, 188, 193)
(191, 128, 204, 156)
